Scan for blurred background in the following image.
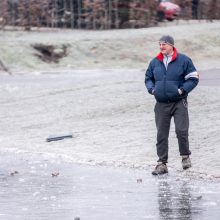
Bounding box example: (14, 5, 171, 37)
(0, 0, 219, 30)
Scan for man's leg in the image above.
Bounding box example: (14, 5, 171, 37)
(173, 99, 191, 156)
(155, 102, 172, 163)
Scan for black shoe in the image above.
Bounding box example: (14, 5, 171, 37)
(182, 155, 191, 170)
(152, 163, 168, 175)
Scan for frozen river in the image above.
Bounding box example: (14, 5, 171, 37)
(0, 151, 220, 220)
(0, 69, 220, 219)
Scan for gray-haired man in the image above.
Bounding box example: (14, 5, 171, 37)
(145, 35, 199, 175)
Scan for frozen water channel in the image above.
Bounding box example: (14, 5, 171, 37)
(0, 152, 220, 220)
(0, 69, 220, 219)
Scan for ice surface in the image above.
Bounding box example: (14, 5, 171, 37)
(0, 69, 219, 179)
(1, 19, 220, 220)
(0, 152, 220, 220)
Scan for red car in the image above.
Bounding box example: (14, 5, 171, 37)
(157, 0, 181, 21)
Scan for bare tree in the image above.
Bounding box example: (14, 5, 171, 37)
(0, 0, 219, 30)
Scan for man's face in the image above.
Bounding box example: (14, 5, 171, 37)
(159, 42, 173, 55)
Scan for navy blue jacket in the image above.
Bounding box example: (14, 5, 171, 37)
(145, 48, 199, 103)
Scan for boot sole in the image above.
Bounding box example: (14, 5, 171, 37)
(183, 165, 191, 170)
(152, 171, 168, 175)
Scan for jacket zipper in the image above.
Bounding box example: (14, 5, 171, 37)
(162, 62, 168, 101)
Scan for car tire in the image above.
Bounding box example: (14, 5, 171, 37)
(167, 17, 174, 21)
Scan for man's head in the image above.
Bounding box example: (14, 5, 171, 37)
(159, 35, 174, 55)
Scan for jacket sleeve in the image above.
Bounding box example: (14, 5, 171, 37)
(181, 58, 199, 94)
(145, 62, 155, 94)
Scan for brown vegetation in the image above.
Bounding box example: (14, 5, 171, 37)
(0, 0, 219, 30)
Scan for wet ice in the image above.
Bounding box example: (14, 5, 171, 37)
(0, 152, 220, 220)
(0, 69, 220, 219)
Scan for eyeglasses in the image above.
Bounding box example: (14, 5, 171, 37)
(159, 42, 168, 47)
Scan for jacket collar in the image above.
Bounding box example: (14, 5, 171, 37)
(156, 47, 177, 62)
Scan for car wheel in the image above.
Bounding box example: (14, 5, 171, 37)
(167, 17, 174, 21)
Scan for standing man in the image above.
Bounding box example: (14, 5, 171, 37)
(145, 35, 199, 175)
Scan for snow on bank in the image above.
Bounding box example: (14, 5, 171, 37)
(0, 69, 219, 180)
(0, 21, 220, 72)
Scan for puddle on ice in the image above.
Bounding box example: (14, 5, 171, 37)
(0, 152, 220, 220)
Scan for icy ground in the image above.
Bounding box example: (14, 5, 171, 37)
(0, 151, 220, 220)
(0, 69, 219, 179)
(0, 20, 220, 219)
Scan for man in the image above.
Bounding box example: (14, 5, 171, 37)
(145, 35, 199, 175)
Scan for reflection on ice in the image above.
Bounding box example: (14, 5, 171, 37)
(158, 179, 194, 219)
(156, 175, 220, 220)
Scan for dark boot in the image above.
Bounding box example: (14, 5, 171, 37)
(152, 162, 168, 175)
(182, 155, 192, 170)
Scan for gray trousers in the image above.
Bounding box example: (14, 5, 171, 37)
(154, 98, 191, 163)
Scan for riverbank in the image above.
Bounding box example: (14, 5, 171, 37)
(0, 20, 220, 73)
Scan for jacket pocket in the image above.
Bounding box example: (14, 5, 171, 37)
(153, 81, 165, 101)
(166, 81, 180, 98)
